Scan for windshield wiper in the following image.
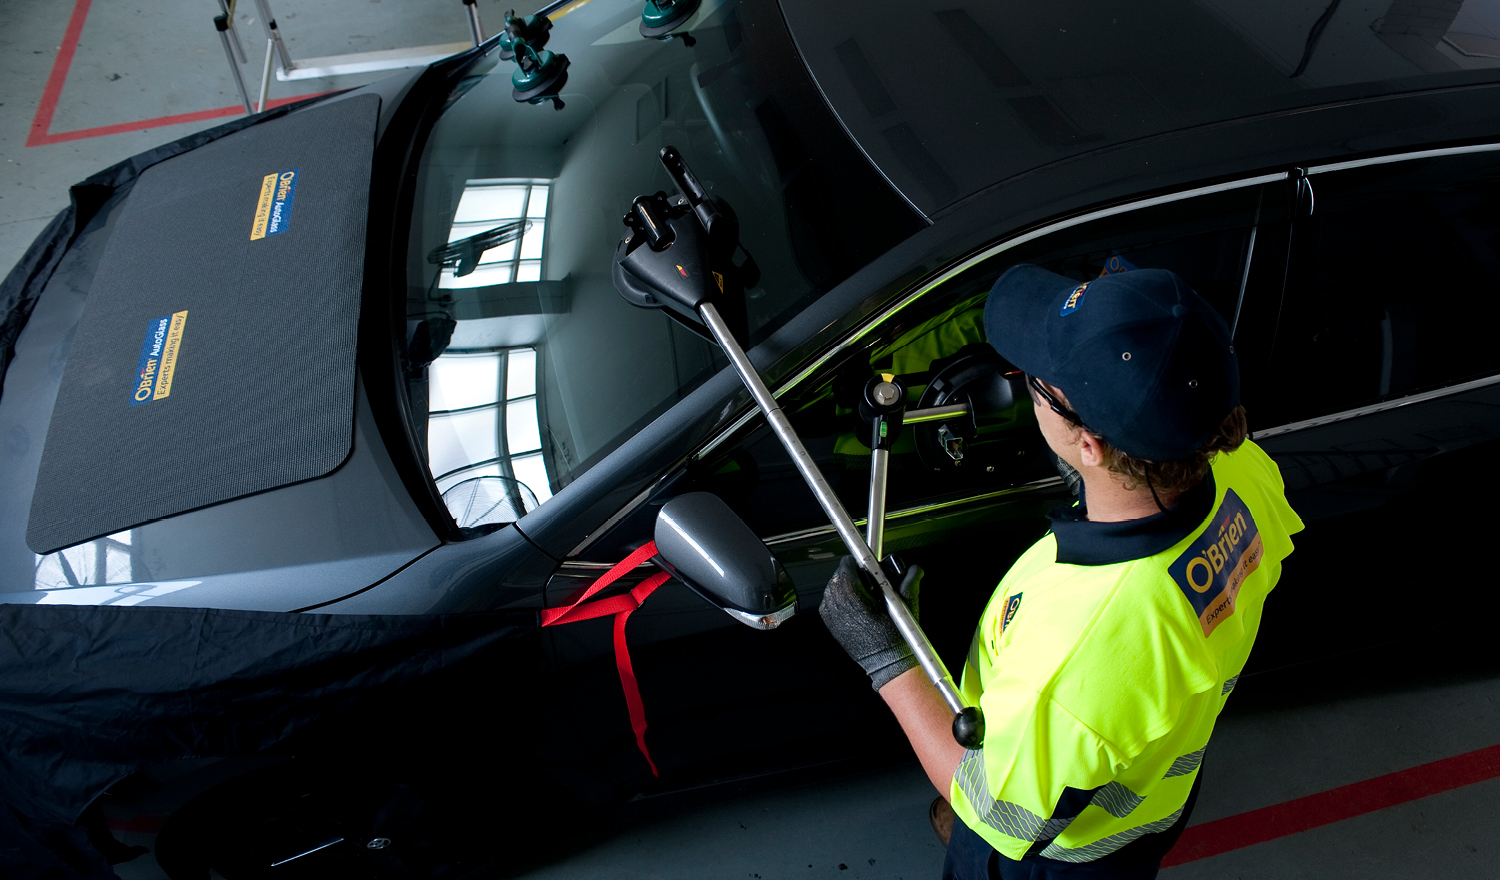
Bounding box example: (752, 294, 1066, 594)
(427, 220, 531, 277)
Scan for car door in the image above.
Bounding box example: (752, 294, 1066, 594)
(1248, 144, 1500, 674)
(538, 173, 1294, 793)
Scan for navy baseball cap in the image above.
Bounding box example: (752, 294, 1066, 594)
(983, 264, 1239, 462)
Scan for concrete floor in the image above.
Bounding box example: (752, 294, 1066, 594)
(4, 1, 1500, 879)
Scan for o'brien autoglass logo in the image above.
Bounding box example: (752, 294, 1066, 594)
(1168, 490, 1264, 637)
(130, 311, 188, 406)
(250, 168, 299, 240)
(1059, 282, 1088, 316)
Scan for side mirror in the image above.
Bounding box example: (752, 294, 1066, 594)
(654, 493, 797, 630)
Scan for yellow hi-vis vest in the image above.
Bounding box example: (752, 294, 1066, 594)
(950, 440, 1303, 862)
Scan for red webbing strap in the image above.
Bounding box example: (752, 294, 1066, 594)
(540, 540, 661, 626)
(611, 570, 669, 775)
(540, 541, 668, 776)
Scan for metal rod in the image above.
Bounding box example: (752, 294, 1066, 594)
(256, 37, 274, 111)
(698, 302, 966, 715)
(251, 0, 296, 74)
(463, 0, 485, 45)
(216, 16, 255, 114)
(867, 447, 889, 559)
(269, 837, 344, 867)
(218, 0, 249, 63)
(533, 0, 576, 17)
(904, 403, 969, 424)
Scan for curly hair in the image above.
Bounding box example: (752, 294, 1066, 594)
(1093, 406, 1249, 496)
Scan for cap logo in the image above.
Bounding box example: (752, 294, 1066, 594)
(1060, 283, 1089, 316)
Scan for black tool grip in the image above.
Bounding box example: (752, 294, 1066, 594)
(660, 147, 723, 234)
(953, 706, 984, 749)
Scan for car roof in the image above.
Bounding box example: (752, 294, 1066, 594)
(780, 0, 1500, 217)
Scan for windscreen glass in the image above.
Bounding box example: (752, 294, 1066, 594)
(403, 0, 924, 528)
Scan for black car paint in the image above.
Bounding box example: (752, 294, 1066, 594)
(4, 1, 1500, 874)
(303, 77, 1500, 804)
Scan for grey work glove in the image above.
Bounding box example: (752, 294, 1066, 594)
(819, 556, 924, 691)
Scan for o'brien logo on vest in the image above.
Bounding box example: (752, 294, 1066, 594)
(1169, 490, 1264, 637)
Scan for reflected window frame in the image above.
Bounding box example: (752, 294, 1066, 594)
(428, 346, 553, 524)
(439, 179, 550, 289)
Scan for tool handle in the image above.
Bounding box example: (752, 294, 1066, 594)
(661, 146, 723, 234)
(698, 302, 979, 742)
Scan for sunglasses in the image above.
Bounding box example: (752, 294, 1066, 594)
(1026, 374, 1087, 428)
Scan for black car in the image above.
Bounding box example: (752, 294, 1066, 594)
(4, 1, 1500, 876)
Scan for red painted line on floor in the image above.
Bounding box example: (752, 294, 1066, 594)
(1163, 742, 1500, 866)
(26, 0, 329, 147)
(26, 0, 92, 147)
(31, 95, 332, 146)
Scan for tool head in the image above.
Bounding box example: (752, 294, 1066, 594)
(914, 345, 1036, 472)
(612, 147, 751, 345)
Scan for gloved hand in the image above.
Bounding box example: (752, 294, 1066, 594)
(819, 556, 924, 691)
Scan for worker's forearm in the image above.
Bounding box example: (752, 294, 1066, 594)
(879, 666, 966, 797)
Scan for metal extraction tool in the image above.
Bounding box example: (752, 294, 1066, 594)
(612, 146, 983, 748)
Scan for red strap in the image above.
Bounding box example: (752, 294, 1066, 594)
(612, 570, 669, 775)
(540, 540, 660, 627)
(540, 542, 668, 776)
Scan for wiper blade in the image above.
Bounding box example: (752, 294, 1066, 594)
(427, 219, 531, 277)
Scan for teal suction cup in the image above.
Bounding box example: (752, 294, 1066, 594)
(640, 0, 701, 38)
(499, 9, 551, 61)
(511, 41, 569, 108)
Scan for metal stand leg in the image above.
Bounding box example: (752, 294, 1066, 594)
(257, 37, 274, 112)
(218, 0, 249, 63)
(867, 448, 889, 559)
(215, 15, 254, 113)
(251, 0, 296, 76)
(696, 303, 969, 720)
(463, 0, 485, 46)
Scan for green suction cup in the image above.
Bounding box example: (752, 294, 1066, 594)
(640, 0, 701, 38)
(499, 9, 551, 61)
(511, 42, 569, 108)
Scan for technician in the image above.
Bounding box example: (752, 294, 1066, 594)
(820, 265, 1303, 879)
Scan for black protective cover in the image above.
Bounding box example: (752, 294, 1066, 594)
(0, 603, 540, 879)
(27, 94, 379, 554)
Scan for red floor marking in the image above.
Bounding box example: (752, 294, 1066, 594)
(26, 0, 327, 147)
(26, 0, 92, 147)
(1163, 742, 1500, 866)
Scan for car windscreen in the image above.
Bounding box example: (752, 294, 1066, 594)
(401, 0, 924, 529)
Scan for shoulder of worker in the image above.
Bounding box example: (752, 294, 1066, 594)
(978, 442, 1303, 752)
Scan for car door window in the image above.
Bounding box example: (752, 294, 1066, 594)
(1263, 149, 1500, 428)
(694, 180, 1288, 544)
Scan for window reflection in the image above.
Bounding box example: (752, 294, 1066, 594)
(439, 181, 549, 290)
(428, 346, 552, 527)
(34, 530, 138, 590)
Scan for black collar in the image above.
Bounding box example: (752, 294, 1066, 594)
(1049, 472, 1216, 566)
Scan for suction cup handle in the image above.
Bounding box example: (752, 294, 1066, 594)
(660, 147, 723, 234)
(630, 195, 674, 250)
